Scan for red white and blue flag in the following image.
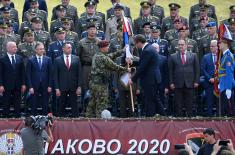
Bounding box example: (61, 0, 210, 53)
(122, 16, 133, 59)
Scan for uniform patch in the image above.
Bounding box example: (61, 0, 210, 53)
(227, 62, 231, 66)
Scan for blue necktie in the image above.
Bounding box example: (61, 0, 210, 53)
(11, 55, 15, 69)
(38, 57, 42, 69)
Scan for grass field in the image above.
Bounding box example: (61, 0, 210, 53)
(12, 0, 234, 24)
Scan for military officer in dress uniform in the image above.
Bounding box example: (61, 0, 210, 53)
(149, 24, 169, 57)
(106, 0, 131, 19)
(142, 22, 152, 42)
(0, 20, 14, 56)
(23, 0, 48, 31)
(222, 5, 235, 26)
(5, 20, 21, 45)
(86, 0, 105, 25)
(228, 18, 235, 53)
(161, 3, 188, 36)
(192, 16, 209, 44)
(0, 0, 19, 26)
(134, 1, 160, 35)
(31, 16, 51, 51)
(189, 0, 217, 26)
(139, 0, 164, 24)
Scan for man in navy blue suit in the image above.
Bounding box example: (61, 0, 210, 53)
(201, 40, 218, 116)
(129, 34, 165, 117)
(26, 42, 53, 115)
(0, 42, 26, 117)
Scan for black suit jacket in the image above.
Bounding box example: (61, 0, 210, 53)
(54, 55, 82, 91)
(26, 56, 53, 90)
(132, 43, 161, 86)
(168, 51, 200, 88)
(159, 54, 169, 89)
(0, 54, 25, 90)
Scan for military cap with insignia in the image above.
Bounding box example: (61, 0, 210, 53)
(0, 20, 7, 29)
(142, 21, 151, 28)
(61, 17, 72, 24)
(199, 4, 209, 11)
(173, 17, 183, 23)
(55, 4, 66, 11)
(178, 26, 188, 32)
(23, 28, 34, 35)
(98, 40, 109, 48)
(140, 1, 152, 8)
(229, 5, 235, 12)
(113, 3, 124, 10)
(228, 18, 235, 25)
(55, 27, 65, 34)
(206, 22, 216, 27)
(88, 0, 99, 4)
(169, 3, 181, 10)
(29, 0, 38, 3)
(0, 6, 11, 12)
(31, 16, 42, 23)
(84, 1, 96, 7)
(150, 24, 161, 31)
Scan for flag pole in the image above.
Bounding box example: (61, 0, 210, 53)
(127, 63, 135, 112)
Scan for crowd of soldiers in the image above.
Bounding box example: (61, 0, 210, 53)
(0, 0, 234, 118)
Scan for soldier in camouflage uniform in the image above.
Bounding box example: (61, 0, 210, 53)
(50, 5, 75, 37)
(77, 22, 100, 93)
(228, 18, 235, 53)
(149, 24, 169, 57)
(164, 17, 184, 43)
(18, 28, 40, 64)
(134, 1, 160, 35)
(169, 26, 198, 56)
(222, 5, 235, 26)
(0, 21, 14, 57)
(161, 3, 188, 36)
(0, 0, 19, 26)
(31, 16, 51, 51)
(86, 40, 128, 118)
(51, 0, 79, 29)
(189, 5, 216, 35)
(189, 0, 217, 26)
(5, 20, 21, 45)
(192, 16, 209, 44)
(23, 0, 48, 31)
(198, 22, 218, 62)
(78, 1, 104, 37)
(139, 0, 164, 24)
(105, 4, 132, 41)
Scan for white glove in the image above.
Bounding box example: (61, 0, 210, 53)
(226, 89, 232, 99)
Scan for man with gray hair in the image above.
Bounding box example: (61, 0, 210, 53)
(201, 40, 218, 116)
(0, 41, 26, 117)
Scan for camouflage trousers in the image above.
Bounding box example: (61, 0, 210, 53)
(86, 84, 109, 118)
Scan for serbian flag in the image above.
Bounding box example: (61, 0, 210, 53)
(214, 23, 232, 96)
(122, 16, 133, 59)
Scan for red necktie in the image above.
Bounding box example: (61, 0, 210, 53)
(181, 52, 185, 65)
(66, 55, 70, 70)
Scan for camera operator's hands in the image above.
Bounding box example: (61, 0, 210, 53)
(227, 139, 235, 153)
(29, 88, 34, 94)
(0, 86, 5, 94)
(76, 87, 81, 96)
(211, 140, 222, 155)
(184, 143, 194, 155)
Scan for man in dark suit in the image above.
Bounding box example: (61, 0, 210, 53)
(106, 0, 131, 19)
(54, 42, 82, 117)
(168, 39, 200, 117)
(129, 34, 165, 117)
(0, 42, 26, 117)
(201, 40, 218, 116)
(26, 42, 53, 115)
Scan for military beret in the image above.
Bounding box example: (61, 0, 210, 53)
(169, 3, 181, 10)
(178, 26, 189, 32)
(229, 5, 235, 12)
(0, 6, 11, 12)
(140, 1, 152, 8)
(88, 0, 99, 4)
(84, 1, 96, 7)
(200, 16, 208, 21)
(173, 17, 183, 23)
(29, 0, 38, 3)
(199, 4, 209, 11)
(228, 18, 235, 25)
(98, 40, 109, 48)
(61, 17, 72, 24)
(113, 3, 124, 10)
(0, 20, 7, 29)
(150, 24, 161, 31)
(23, 28, 34, 35)
(142, 22, 151, 28)
(55, 4, 66, 11)
(31, 16, 42, 23)
(55, 27, 65, 33)
(206, 22, 216, 27)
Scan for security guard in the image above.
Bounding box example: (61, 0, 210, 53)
(228, 18, 235, 53)
(77, 22, 100, 92)
(189, 0, 217, 25)
(5, 20, 21, 45)
(169, 26, 198, 55)
(192, 16, 209, 44)
(198, 22, 218, 62)
(23, 0, 48, 31)
(164, 17, 183, 43)
(50, 5, 75, 37)
(0, 0, 19, 26)
(77, 1, 104, 38)
(0, 20, 14, 56)
(139, 0, 165, 24)
(31, 16, 51, 51)
(81, 18, 105, 40)
(134, 1, 160, 35)
(18, 28, 40, 64)
(149, 24, 169, 57)
(222, 5, 235, 26)
(161, 3, 188, 36)
(105, 3, 132, 41)
(218, 36, 235, 116)
(189, 5, 216, 34)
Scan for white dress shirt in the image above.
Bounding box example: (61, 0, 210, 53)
(7, 53, 16, 64)
(36, 55, 43, 64)
(63, 54, 71, 67)
(142, 42, 148, 51)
